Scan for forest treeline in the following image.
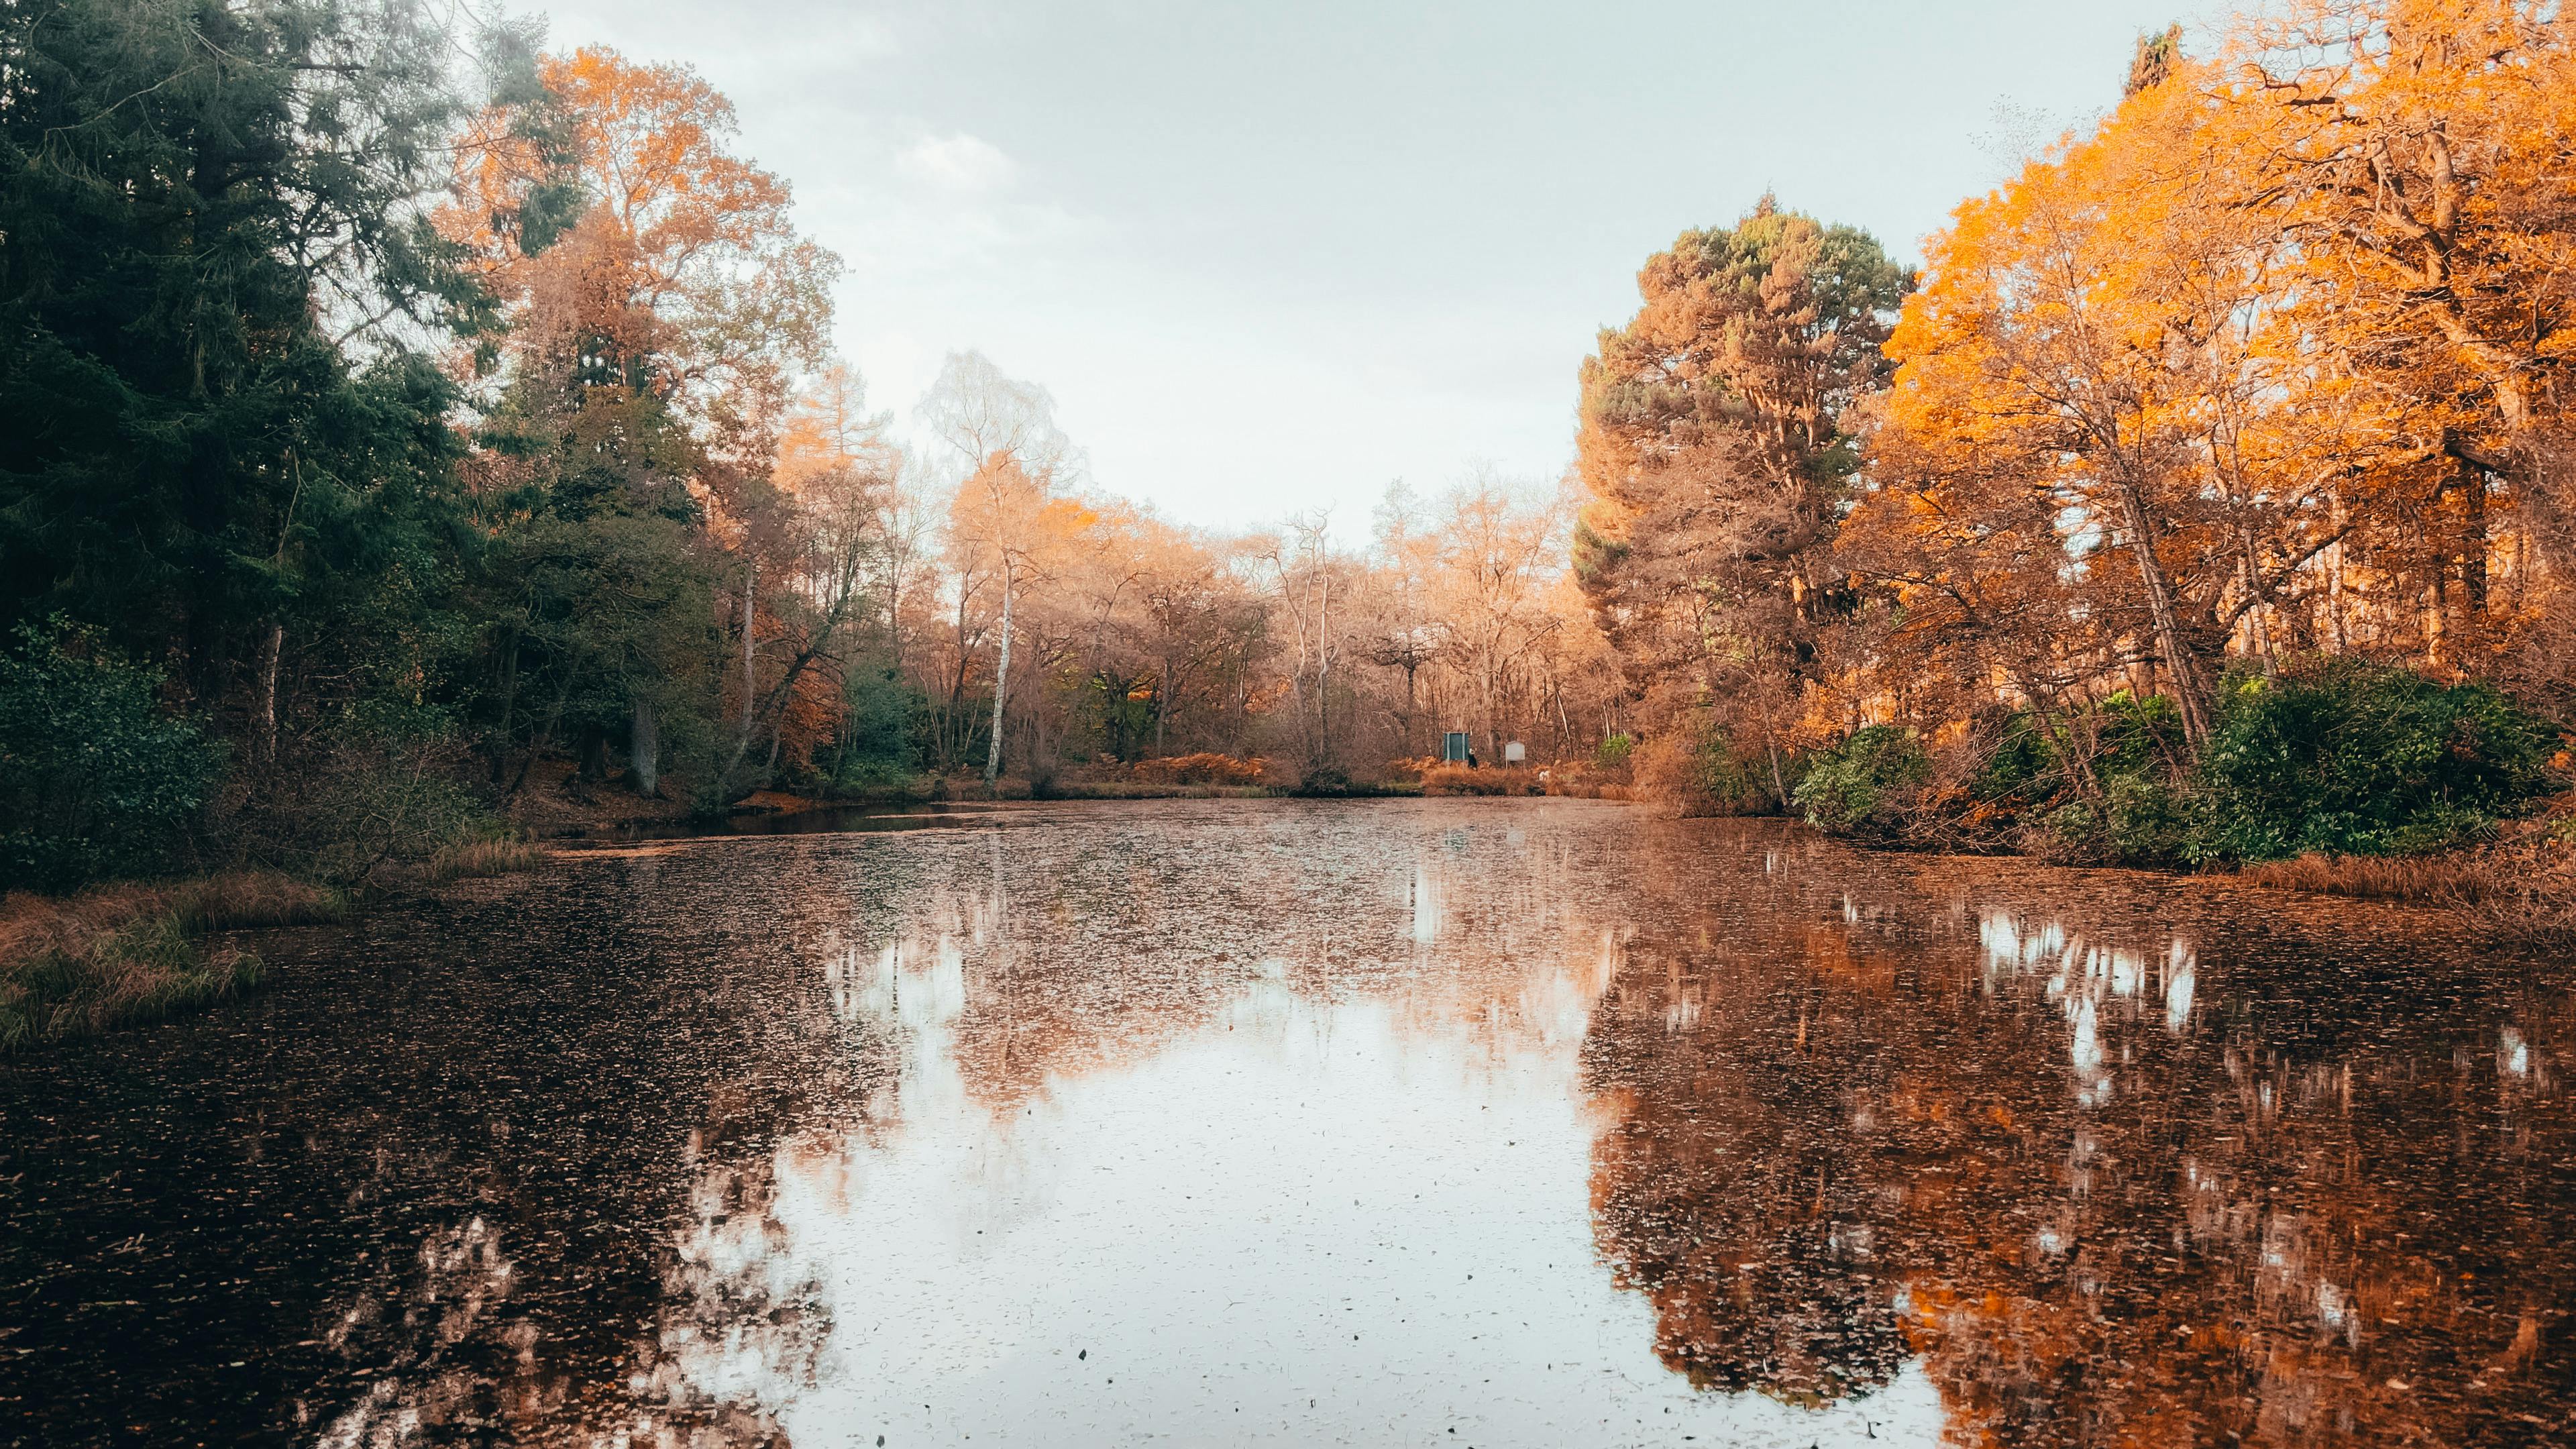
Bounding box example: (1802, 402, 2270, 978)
(1578, 1, 2575, 876)
(4, 0, 2573, 904)
(1, 0, 1613, 895)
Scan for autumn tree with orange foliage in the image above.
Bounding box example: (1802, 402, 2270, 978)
(1847, 61, 2324, 746)
(1580, 7, 2571, 864)
(1575, 199, 1911, 806)
(2207, 0, 2576, 694)
(432, 42, 853, 804)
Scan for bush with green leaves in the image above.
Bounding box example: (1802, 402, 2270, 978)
(227, 700, 496, 886)
(2193, 660, 2557, 861)
(1974, 692, 2186, 806)
(1594, 733, 1635, 771)
(2045, 773, 2195, 865)
(1639, 716, 1775, 814)
(825, 662, 926, 794)
(1972, 693, 2195, 861)
(1794, 725, 1929, 837)
(1972, 712, 2062, 803)
(0, 625, 223, 890)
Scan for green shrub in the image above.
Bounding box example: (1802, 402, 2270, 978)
(826, 662, 926, 794)
(2193, 660, 2557, 861)
(2092, 692, 2188, 780)
(0, 624, 223, 890)
(2105, 773, 2193, 863)
(1795, 725, 1929, 837)
(1975, 692, 2185, 806)
(235, 702, 495, 885)
(1979, 694, 2194, 863)
(1636, 716, 1775, 814)
(1972, 712, 2063, 802)
(1594, 733, 1635, 770)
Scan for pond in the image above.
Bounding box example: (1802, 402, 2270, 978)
(3, 799, 2570, 1446)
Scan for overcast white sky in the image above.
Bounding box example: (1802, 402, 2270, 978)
(535, 0, 2194, 531)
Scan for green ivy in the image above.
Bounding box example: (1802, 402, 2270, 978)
(0, 623, 223, 890)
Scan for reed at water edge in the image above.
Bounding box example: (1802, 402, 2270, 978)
(0, 871, 347, 1051)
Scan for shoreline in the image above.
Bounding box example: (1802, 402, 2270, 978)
(0, 841, 549, 1055)
(13, 794, 2558, 1055)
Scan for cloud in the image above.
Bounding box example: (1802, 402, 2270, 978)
(896, 133, 1016, 193)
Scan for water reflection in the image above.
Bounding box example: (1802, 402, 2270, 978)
(1585, 838, 2575, 1445)
(1, 801, 2571, 1446)
(637, 817, 1907, 1444)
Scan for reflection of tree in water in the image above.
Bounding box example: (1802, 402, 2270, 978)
(37, 812, 2569, 1446)
(609, 1140, 830, 1448)
(611, 808, 1630, 1436)
(816, 812, 1620, 1118)
(228, 852, 879, 1447)
(1582, 904, 1913, 1401)
(297, 1073, 849, 1448)
(313, 1216, 529, 1447)
(1582, 832, 2576, 1445)
(1892, 906, 2576, 1447)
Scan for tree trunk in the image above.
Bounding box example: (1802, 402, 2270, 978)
(740, 559, 759, 738)
(252, 622, 284, 767)
(2114, 476, 2211, 744)
(984, 562, 1014, 794)
(489, 635, 522, 786)
(631, 698, 660, 797)
(1317, 568, 1331, 766)
(1404, 664, 1419, 755)
(2326, 480, 2351, 653)
(2462, 461, 2490, 617)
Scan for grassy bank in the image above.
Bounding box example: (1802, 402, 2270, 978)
(425, 838, 550, 883)
(2231, 813, 2576, 937)
(2235, 851, 2495, 904)
(1, 841, 553, 1052)
(0, 872, 347, 1051)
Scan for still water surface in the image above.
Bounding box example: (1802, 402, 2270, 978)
(3, 800, 2571, 1446)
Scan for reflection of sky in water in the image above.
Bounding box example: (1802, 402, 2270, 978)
(607, 820, 2570, 1448)
(1980, 911, 2201, 1106)
(678, 855, 1945, 1446)
(7, 801, 2569, 1448)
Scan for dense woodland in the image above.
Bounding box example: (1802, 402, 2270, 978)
(0, 2, 1612, 890)
(1578, 3, 2575, 867)
(3, 0, 2573, 894)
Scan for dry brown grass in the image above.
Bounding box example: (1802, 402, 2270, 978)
(173, 870, 351, 928)
(0, 871, 345, 1051)
(2465, 822, 2576, 941)
(1414, 763, 1544, 796)
(1536, 759, 1634, 800)
(2235, 804, 2576, 941)
(2235, 852, 2496, 904)
(425, 838, 548, 883)
(1044, 780, 1273, 800)
(1125, 753, 1271, 787)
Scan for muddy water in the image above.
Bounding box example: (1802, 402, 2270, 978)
(2, 799, 2571, 1446)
